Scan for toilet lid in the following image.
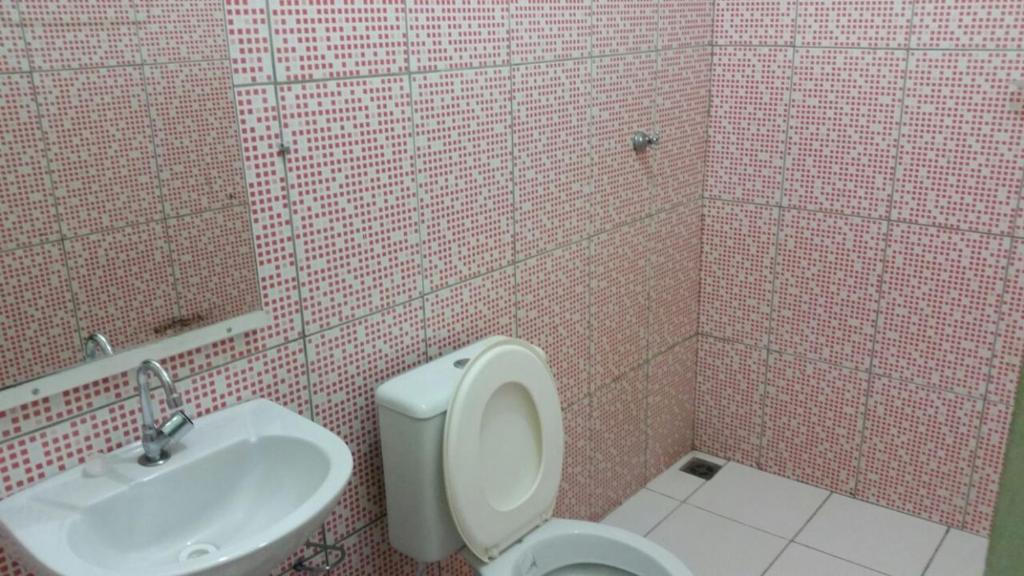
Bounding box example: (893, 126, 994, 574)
(443, 338, 564, 563)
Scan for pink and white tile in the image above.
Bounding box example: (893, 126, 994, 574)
(591, 368, 646, 519)
(0, 372, 133, 443)
(592, 0, 656, 55)
(0, 0, 26, 72)
(989, 240, 1024, 406)
(654, 47, 711, 211)
(713, 0, 796, 45)
(964, 400, 1013, 535)
(224, 0, 274, 84)
(696, 337, 765, 466)
(408, 0, 509, 71)
(21, 0, 138, 69)
(797, 0, 912, 48)
(646, 340, 697, 480)
(648, 202, 701, 356)
(556, 397, 592, 520)
(658, 0, 712, 49)
(913, 0, 1024, 49)
(424, 267, 516, 359)
(137, 0, 229, 63)
(510, 0, 590, 63)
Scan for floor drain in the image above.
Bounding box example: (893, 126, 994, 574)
(681, 458, 722, 480)
(179, 543, 218, 563)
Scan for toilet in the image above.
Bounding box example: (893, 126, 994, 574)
(376, 337, 692, 575)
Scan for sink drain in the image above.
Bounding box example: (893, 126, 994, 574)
(179, 543, 218, 563)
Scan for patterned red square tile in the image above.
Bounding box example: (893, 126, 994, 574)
(913, 0, 1024, 49)
(654, 47, 711, 211)
(0, 547, 29, 576)
(646, 339, 697, 480)
(556, 397, 592, 520)
(659, 0, 712, 49)
(591, 368, 646, 518)
(517, 243, 591, 407)
(279, 77, 420, 333)
(169, 207, 260, 323)
(858, 375, 983, 526)
(330, 518, 419, 574)
(307, 302, 425, 543)
(424, 267, 515, 359)
(797, 0, 912, 47)
(137, 0, 229, 63)
(762, 353, 868, 494)
(66, 222, 178, 350)
(706, 47, 792, 205)
(414, 68, 513, 291)
(649, 202, 701, 356)
(592, 0, 656, 55)
(592, 54, 655, 232)
(772, 211, 886, 371)
(0, 243, 79, 389)
(700, 201, 777, 347)
(784, 48, 905, 218)
(225, 0, 274, 85)
(146, 61, 247, 218)
(408, 0, 509, 71)
(894, 51, 1024, 235)
(0, 1, 27, 73)
(513, 60, 591, 258)
(21, 0, 138, 70)
(875, 224, 1009, 397)
(0, 372, 133, 443)
(713, 0, 796, 45)
(591, 221, 649, 388)
(0, 74, 59, 252)
(269, 0, 407, 82)
(696, 337, 764, 466)
(964, 400, 1013, 535)
(510, 0, 590, 63)
(989, 241, 1024, 406)
(36, 67, 161, 237)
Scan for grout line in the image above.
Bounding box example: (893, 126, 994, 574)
(790, 492, 831, 543)
(919, 527, 951, 576)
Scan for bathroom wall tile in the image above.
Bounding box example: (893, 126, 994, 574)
(517, 243, 591, 407)
(797, 0, 912, 48)
(0, 0, 26, 73)
(0, 373, 132, 442)
(647, 339, 697, 480)
(0, 243, 79, 389)
(592, 53, 655, 232)
(706, 47, 792, 205)
(137, 0, 229, 63)
(36, 67, 161, 237)
(591, 368, 646, 518)
(408, 0, 509, 71)
(700, 201, 777, 347)
(308, 302, 425, 543)
(510, 0, 590, 63)
(772, 211, 886, 371)
(424, 267, 516, 359)
(659, 0, 713, 49)
(66, 222, 178, 350)
(20, 0, 138, 70)
(913, 0, 1024, 49)
(280, 77, 420, 333)
(858, 375, 983, 526)
(225, 0, 274, 85)
(696, 337, 765, 466)
(0, 549, 27, 576)
(414, 68, 513, 291)
(269, 0, 407, 82)
(0, 73, 59, 252)
(713, 0, 796, 45)
(556, 397, 592, 520)
(784, 48, 904, 219)
(989, 240, 1024, 406)
(875, 224, 1008, 398)
(654, 47, 711, 211)
(893, 51, 1024, 235)
(512, 59, 592, 259)
(168, 207, 260, 322)
(964, 401, 1013, 535)
(762, 353, 868, 494)
(648, 201, 701, 356)
(592, 0, 656, 55)
(591, 221, 649, 388)
(331, 518, 419, 574)
(146, 60, 247, 218)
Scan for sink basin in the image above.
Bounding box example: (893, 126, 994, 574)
(0, 399, 353, 576)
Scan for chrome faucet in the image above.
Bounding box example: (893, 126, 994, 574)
(136, 360, 193, 466)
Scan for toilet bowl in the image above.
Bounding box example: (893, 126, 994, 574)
(376, 337, 692, 576)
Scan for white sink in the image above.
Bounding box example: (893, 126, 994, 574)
(0, 399, 353, 576)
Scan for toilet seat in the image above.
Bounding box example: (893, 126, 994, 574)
(443, 338, 564, 563)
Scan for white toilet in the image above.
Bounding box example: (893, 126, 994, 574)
(376, 337, 692, 575)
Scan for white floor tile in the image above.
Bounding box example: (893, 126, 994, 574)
(765, 544, 885, 576)
(796, 494, 946, 576)
(601, 489, 680, 536)
(647, 504, 787, 576)
(646, 451, 725, 501)
(924, 530, 988, 576)
(687, 463, 829, 538)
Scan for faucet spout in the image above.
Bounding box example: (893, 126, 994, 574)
(136, 360, 193, 466)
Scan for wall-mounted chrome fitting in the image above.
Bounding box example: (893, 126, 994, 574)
(83, 332, 114, 360)
(631, 131, 660, 152)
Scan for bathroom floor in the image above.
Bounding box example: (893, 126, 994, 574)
(600, 452, 988, 576)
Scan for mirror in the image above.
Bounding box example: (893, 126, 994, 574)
(0, 0, 261, 391)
